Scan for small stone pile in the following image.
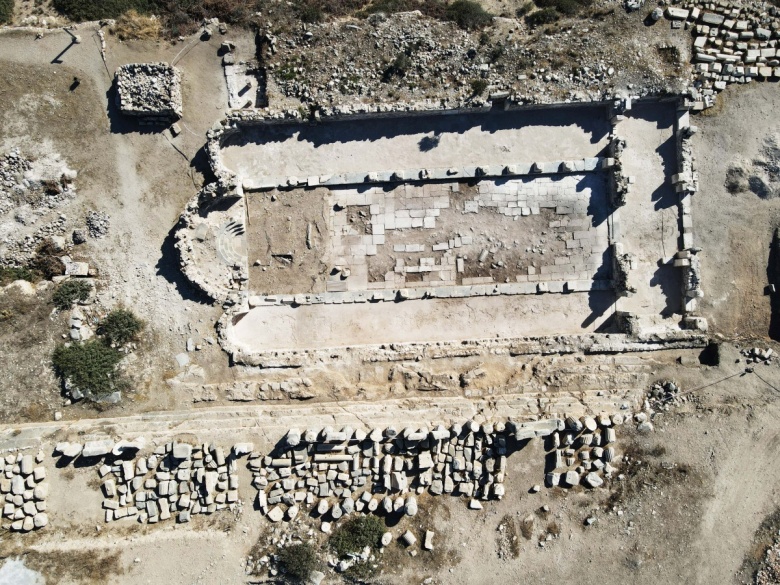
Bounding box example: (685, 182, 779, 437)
(115, 63, 183, 122)
(99, 441, 248, 524)
(648, 380, 684, 410)
(757, 535, 780, 585)
(250, 422, 511, 528)
(1, 451, 49, 532)
(0, 149, 77, 218)
(0, 149, 33, 217)
(544, 415, 621, 490)
(742, 347, 775, 364)
(86, 210, 110, 238)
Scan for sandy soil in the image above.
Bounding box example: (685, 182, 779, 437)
(694, 82, 780, 341)
(222, 105, 610, 187)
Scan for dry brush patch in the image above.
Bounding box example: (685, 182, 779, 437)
(0, 549, 124, 584)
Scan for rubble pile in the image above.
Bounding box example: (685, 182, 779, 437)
(265, 12, 665, 109)
(251, 422, 512, 527)
(0, 149, 33, 217)
(0, 148, 78, 267)
(673, 3, 780, 109)
(647, 380, 684, 410)
(86, 210, 110, 239)
(115, 63, 183, 122)
(96, 441, 248, 524)
(0, 149, 76, 219)
(544, 415, 621, 490)
(1, 451, 49, 532)
(742, 347, 775, 364)
(757, 536, 780, 585)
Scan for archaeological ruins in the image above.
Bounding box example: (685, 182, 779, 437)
(4, 1, 780, 582)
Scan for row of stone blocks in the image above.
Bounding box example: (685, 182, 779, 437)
(247, 279, 614, 308)
(242, 157, 609, 192)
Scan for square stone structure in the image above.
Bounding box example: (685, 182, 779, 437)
(115, 63, 183, 122)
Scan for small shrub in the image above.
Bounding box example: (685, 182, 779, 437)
(488, 43, 505, 63)
(445, 0, 492, 30)
(329, 515, 385, 558)
(31, 254, 65, 280)
(525, 6, 559, 26)
(297, 1, 323, 22)
(0, 0, 13, 24)
(278, 543, 318, 583)
(0, 266, 39, 286)
(515, 2, 533, 16)
(52, 340, 124, 398)
(382, 51, 412, 80)
(52, 280, 92, 310)
(111, 9, 161, 40)
(100, 308, 144, 346)
(31, 238, 66, 279)
(470, 78, 488, 95)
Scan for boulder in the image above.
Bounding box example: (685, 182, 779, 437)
(172, 442, 192, 460)
(233, 443, 254, 456)
(81, 440, 114, 458)
(56, 442, 83, 458)
(267, 506, 284, 522)
(584, 472, 604, 488)
(33, 512, 48, 528)
(401, 530, 417, 546)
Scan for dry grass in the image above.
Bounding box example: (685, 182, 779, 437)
(111, 10, 161, 40)
(4, 550, 124, 584)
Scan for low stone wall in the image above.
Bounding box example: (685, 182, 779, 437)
(115, 62, 182, 122)
(205, 100, 611, 197)
(247, 279, 613, 310)
(174, 186, 247, 305)
(220, 321, 709, 368)
(244, 157, 608, 192)
(673, 108, 705, 322)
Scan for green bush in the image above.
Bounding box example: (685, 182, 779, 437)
(525, 6, 558, 25)
(445, 0, 492, 30)
(470, 78, 488, 95)
(0, 266, 39, 286)
(100, 308, 144, 346)
(329, 515, 385, 558)
(52, 340, 124, 398)
(0, 0, 13, 24)
(52, 280, 92, 310)
(382, 51, 412, 80)
(297, 1, 323, 22)
(278, 543, 318, 583)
